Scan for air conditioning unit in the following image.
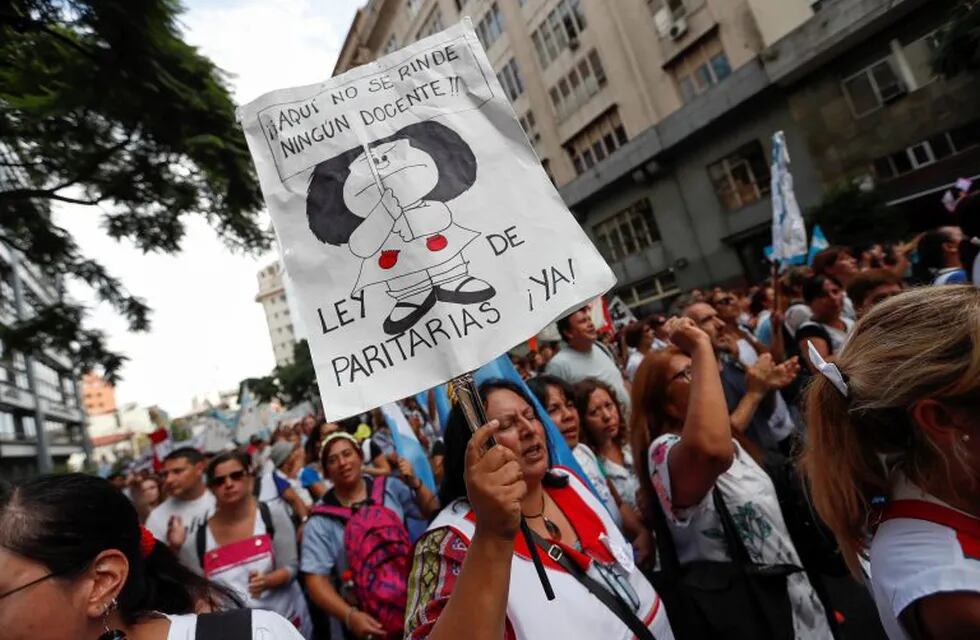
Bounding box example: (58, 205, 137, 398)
(669, 17, 688, 40)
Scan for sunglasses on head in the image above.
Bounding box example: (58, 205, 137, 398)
(208, 470, 247, 486)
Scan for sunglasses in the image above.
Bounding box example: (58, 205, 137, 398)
(208, 470, 247, 486)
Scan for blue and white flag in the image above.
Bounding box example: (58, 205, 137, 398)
(381, 403, 436, 493)
(771, 131, 808, 266)
(808, 224, 829, 266)
(473, 355, 598, 498)
(415, 386, 452, 434)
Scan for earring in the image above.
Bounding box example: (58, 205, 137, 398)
(97, 598, 127, 640)
(964, 434, 972, 443)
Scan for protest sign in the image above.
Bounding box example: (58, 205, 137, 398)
(238, 21, 615, 420)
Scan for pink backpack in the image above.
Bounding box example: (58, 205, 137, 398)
(312, 477, 411, 638)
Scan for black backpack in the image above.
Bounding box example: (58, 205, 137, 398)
(196, 501, 276, 568)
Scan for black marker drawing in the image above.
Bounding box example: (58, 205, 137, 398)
(306, 121, 496, 335)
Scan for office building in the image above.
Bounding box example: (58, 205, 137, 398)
(0, 241, 89, 479)
(336, 0, 979, 313)
(256, 260, 298, 367)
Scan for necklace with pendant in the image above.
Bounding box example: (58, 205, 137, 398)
(523, 494, 562, 540)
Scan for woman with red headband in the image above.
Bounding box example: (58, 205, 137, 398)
(0, 473, 304, 640)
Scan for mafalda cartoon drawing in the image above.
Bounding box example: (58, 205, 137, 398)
(306, 121, 496, 335)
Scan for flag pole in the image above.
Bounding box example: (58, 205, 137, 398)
(449, 373, 556, 601)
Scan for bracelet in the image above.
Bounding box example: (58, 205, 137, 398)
(345, 606, 357, 628)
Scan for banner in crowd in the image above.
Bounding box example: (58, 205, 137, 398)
(807, 224, 829, 266)
(238, 21, 615, 419)
(770, 130, 807, 266)
(607, 295, 637, 330)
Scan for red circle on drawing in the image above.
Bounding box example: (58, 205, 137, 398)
(426, 234, 448, 252)
(378, 250, 399, 269)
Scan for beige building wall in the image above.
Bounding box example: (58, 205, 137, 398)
(333, 0, 811, 187)
(255, 261, 297, 367)
(81, 372, 116, 416)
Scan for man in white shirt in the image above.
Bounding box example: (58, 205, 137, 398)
(545, 306, 630, 413)
(145, 447, 215, 551)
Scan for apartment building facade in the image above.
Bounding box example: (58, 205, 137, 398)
(335, 0, 979, 313)
(0, 242, 89, 479)
(256, 261, 298, 368)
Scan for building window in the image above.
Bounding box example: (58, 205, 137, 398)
(564, 108, 628, 174)
(519, 110, 540, 144)
(872, 122, 980, 181)
(902, 30, 942, 88)
(548, 49, 606, 119)
(0, 410, 15, 439)
(593, 199, 661, 263)
(475, 3, 504, 50)
(416, 7, 445, 40)
(616, 270, 681, 307)
(841, 57, 905, 118)
(707, 141, 771, 211)
(531, 0, 588, 68)
(497, 58, 524, 101)
(407, 0, 423, 18)
(670, 35, 732, 103)
(384, 34, 399, 55)
(21, 415, 36, 438)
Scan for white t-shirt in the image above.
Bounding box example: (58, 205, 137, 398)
(649, 434, 832, 639)
(625, 349, 645, 381)
(870, 475, 980, 640)
(601, 444, 640, 514)
(735, 337, 758, 367)
(797, 317, 854, 355)
(572, 443, 622, 527)
(545, 343, 631, 413)
(145, 490, 216, 542)
(165, 610, 305, 639)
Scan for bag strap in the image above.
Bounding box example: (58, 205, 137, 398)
(528, 529, 655, 640)
(711, 486, 754, 567)
(311, 503, 352, 521)
(196, 519, 208, 569)
(257, 500, 276, 539)
(882, 499, 980, 538)
(195, 608, 252, 640)
(370, 475, 387, 505)
(645, 484, 682, 577)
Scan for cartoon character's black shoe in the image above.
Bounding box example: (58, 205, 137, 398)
(383, 288, 437, 335)
(434, 277, 496, 305)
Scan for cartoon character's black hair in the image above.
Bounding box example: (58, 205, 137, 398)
(306, 120, 477, 246)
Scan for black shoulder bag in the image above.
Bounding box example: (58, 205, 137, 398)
(528, 530, 656, 640)
(647, 485, 800, 640)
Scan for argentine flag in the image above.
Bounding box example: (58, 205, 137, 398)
(771, 131, 808, 266)
(381, 403, 437, 493)
(808, 224, 829, 266)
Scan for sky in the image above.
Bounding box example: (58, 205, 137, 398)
(56, 0, 365, 416)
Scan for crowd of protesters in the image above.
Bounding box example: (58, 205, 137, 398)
(2, 193, 979, 640)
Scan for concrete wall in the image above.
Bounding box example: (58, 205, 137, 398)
(746, 0, 813, 48)
(574, 92, 823, 293)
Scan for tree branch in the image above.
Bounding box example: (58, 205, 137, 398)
(0, 187, 102, 206)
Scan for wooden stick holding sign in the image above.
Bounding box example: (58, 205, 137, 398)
(449, 373, 556, 601)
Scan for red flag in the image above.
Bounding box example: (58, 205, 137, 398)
(148, 428, 172, 472)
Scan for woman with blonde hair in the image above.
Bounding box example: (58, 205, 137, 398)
(801, 285, 980, 640)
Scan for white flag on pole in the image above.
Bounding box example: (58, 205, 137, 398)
(770, 131, 807, 265)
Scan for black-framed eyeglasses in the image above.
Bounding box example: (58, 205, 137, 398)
(670, 367, 693, 384)
(0, 571, 62, 600)
(208, 469, 247, 487)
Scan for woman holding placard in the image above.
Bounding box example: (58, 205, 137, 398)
(403, 379, 672, 640)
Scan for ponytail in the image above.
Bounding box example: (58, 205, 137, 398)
(800, 286, 980, 578)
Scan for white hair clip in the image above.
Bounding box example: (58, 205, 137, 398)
(807, 340, 849, 398)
